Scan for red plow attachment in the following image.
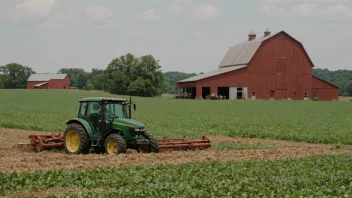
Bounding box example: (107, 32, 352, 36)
(18, 134, 64, 152)
(157, 136, 211, 152)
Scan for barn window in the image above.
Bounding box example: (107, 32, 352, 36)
(304, 92, 308, 97)
(252, 92, 256, 96)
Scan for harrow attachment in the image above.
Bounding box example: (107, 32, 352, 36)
(18, 134, 64, 152)
(157, 136, 211, 152)
(18, 134, 211, 153)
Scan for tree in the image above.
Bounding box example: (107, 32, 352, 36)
(102, 53, 164, 97)
(162, 71, 197, 94)
(89, 68, 104, 90)
(0, 63, 35, 89)
(345, 81, 352, 96)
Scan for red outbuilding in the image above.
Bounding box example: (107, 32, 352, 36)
(27, 73, 70, 89)
(177, 29, 339, 101)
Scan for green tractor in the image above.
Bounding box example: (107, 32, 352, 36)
(63, 97, 159, 155)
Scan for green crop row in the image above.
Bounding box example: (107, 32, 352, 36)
(2, 154, 352, 197)
(1, 89, 352, 144)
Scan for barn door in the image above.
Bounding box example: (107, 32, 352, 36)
(274, 89, 288, 100)
(229, 87, 237, 99)
(243, 87, 248, 99)
(313, 89, 319, 100)
(275, 57, 288, 90)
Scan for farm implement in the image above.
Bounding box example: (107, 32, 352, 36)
(19, 134, 212, 153)
(19, 97, 211, 154)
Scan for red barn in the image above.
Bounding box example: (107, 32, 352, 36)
(177, 29, 339, 101)
(27, 74, 70, 89)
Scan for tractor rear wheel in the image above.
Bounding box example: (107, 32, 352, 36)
(63, 123, 91, 154)
(104, 133, 127, 155)
(145, 132, 159, 153)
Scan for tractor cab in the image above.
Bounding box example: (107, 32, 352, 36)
(77, 97, 134, 134)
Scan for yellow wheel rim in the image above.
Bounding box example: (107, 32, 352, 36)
(66, 130, 80, 152)
(107, 140, 118, 154)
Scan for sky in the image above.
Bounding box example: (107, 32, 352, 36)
(0, 0, 351, 74)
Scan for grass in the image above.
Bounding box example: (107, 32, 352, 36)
(2, 154, 352, 197)
(0, 89, 352, 144)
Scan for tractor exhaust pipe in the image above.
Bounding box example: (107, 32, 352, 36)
(129, 96, 132, 119)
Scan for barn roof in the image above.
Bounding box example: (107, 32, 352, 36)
(177, 65, 246, 83)
(218, 30, 314, 68)
(27, 74, 67, 81)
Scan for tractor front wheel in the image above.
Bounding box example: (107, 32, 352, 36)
(63, 123, 91, 154)
(104, 134, 127, 155)
(145, 132, 159, 153)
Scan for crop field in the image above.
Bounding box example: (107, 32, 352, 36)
(0, 89, 352, 144)
(1, 89, 352, 197)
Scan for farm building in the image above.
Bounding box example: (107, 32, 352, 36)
(27, 73, 70, 89)
(177, 29, 339, 101)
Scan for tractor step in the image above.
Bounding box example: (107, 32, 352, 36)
(157, 136, 211, 152)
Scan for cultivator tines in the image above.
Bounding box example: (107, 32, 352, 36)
(157, 136, 211, 152)
(25, 134, 64, 152)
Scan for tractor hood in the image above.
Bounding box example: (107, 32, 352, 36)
(113, 118, 145, 128)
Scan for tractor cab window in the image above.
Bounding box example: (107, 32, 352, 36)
(104, 103, 125, 120)
(86, 102, 102, 124)
(78, 102, 87, 118)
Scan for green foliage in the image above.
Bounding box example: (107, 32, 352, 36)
(163, 71, 198, 94)
(1, 90, 352, 145)
(0, 63, 35, 89)
(103, 53, 164, 97)
(2, 155, 352, 197)
(84, 83, 94, 91)
(212, 142, 275, 150)
(345, 81, 352, 96)
(313, 68, 352, 96)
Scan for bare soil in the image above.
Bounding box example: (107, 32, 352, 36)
(1, 128, 351, 174)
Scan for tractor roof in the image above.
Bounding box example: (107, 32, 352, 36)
(79, 97, 127, 102)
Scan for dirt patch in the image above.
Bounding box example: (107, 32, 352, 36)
(1, 128, 351, 174)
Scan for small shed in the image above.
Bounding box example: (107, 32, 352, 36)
(27, 74, 70, 89)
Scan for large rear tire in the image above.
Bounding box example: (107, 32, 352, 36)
(63, 123, 91, 154)
(145, 132, 159, 153)
(104, 133, 127, 155)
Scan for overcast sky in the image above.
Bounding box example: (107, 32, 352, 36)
(0, 0, 351, 74)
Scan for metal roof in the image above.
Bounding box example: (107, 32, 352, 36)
(177, 65, 247, 83)
(34, 82, 48, 87)
(218, 30, 314, 68)
(27, 74, 67, 81)
(79, 97, 127, 102)
(218, 31, 279, 68)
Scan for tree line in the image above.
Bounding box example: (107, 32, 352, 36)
(1, 56, 351, 96)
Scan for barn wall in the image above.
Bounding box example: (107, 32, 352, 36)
(48, 76, 70, 89)
(248, 32, 313, 100)
(195, 67, 248, 98)
(312, 76, 338, 101)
